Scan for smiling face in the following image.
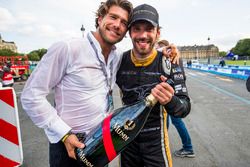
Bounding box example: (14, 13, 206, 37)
(97, 5, 129, 46)
(130, 21, 160, 58)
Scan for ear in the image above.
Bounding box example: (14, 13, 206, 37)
(98, 16, 103, 26)
(156, 28, 161, 41)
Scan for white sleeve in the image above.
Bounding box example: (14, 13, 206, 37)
(21, 41, 71, 143)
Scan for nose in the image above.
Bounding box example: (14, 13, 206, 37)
(113, 19, 121, 29)
(139, 31, 147, 38)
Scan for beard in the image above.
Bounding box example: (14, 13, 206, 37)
(98, 25, 124, 46)
(132, 37, 156, 56)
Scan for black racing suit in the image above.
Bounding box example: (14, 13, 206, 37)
(116, 50, 191, 167)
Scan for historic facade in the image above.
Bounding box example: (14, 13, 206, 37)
(0, 34, 17, 52)
(178, 44, 219, 59)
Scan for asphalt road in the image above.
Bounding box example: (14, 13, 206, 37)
(13, 68, 250, 167)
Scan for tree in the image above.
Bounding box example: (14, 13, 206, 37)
(28, 48, 47, 61)
(37, 48, 47, 59)
(219, 51, 227, 57)
(27, 52, 40, 61)
(231, 38, 250, 56)
(0, 49, 19, 56)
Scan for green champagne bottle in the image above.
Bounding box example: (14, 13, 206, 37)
(75, 94, 157, 167)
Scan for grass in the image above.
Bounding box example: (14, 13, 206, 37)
(225, 60, 250, 66)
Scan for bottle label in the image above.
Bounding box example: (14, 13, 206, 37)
(124, 119, 136, 130)
(113, 123, 130, 141)
(102, 114, 117, 161)
(76, 150, 94, 167)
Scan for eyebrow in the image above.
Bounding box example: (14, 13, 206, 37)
(108, 12, 128, 22)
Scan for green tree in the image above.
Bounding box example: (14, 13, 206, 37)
(27, 52, 40, 61)
(231, 38, 250, 56)
(28, 48, 47, 61)
(37, 48, 47, 59)
(219, 51, 227, 57)
(0, 49, 18, 56)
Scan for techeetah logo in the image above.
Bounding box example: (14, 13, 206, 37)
(124, 120, 136, 130)
(122, 83, 157, 101)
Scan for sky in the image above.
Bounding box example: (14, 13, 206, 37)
(0, 0, 250, 53)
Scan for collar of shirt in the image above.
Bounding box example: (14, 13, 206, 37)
(88, 32, 117, 66)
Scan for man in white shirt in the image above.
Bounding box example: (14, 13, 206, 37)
(21, 0, 133, 166)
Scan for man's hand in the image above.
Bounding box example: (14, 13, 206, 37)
(151, 76, 174, 105)
(63, 134, 85, 159)
(162, 44, 180, 64)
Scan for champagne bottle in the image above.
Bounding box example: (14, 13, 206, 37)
(74, 95, 156, 167)
(75, 79, 174, 167)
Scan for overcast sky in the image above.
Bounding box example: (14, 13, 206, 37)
(0, 0, 250, 53)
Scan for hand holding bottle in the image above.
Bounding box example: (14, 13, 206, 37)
(151, 75, 174, 105)
(64, 134, 85, 159)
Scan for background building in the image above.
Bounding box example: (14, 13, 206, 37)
(0, 34, 17, 52)
(178, 44, 219, 60)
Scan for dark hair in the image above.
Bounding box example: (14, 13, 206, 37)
(95, 0, 133, 28)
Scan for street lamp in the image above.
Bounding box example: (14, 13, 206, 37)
(80, 25, 85, 38)
(207, 37, 210, 64)
(194, 44, 198, 59)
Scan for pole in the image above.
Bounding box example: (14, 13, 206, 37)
(207, 37, 210, 64)
(80, 25, 85, 38)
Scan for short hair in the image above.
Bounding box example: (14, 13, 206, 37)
(158, 40, 169, 46)
(95, 0, 133, 28)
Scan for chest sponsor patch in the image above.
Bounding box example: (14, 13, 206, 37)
(173, 73, 184, 80)
(174, 84, 187, 93)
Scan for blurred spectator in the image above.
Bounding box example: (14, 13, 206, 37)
(157, 39, 195, 158)
(187, 60, 192, 68)
(219, 58, 226, 67)
(246, 76, 250, 92)
(1, 61, 14, 87)
(157, 39, 169, 48)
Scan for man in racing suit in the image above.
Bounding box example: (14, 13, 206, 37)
(116, 4, 191, 167)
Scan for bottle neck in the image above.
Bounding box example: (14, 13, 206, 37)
(145, 94, 157, 107)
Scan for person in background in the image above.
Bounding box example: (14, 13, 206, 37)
(0, 69, 2, 87)
(157, 39, 195, 158)
(187, 59, 192, 68)
(246, 76, 250, 92)
(219, 58, 226, 67)
(116, 4, 191, 167)
(157, 39, 169, 49)
(1, 61, 14, 87)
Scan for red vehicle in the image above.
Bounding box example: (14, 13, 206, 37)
(0, 55, 30, 81)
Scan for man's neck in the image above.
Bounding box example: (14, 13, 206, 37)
(93, 31, 112, 63)
(132, 49, 156, 59)
(131, 49, 157, 67)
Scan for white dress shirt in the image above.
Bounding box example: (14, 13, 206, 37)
(21, 32, 123, 143)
